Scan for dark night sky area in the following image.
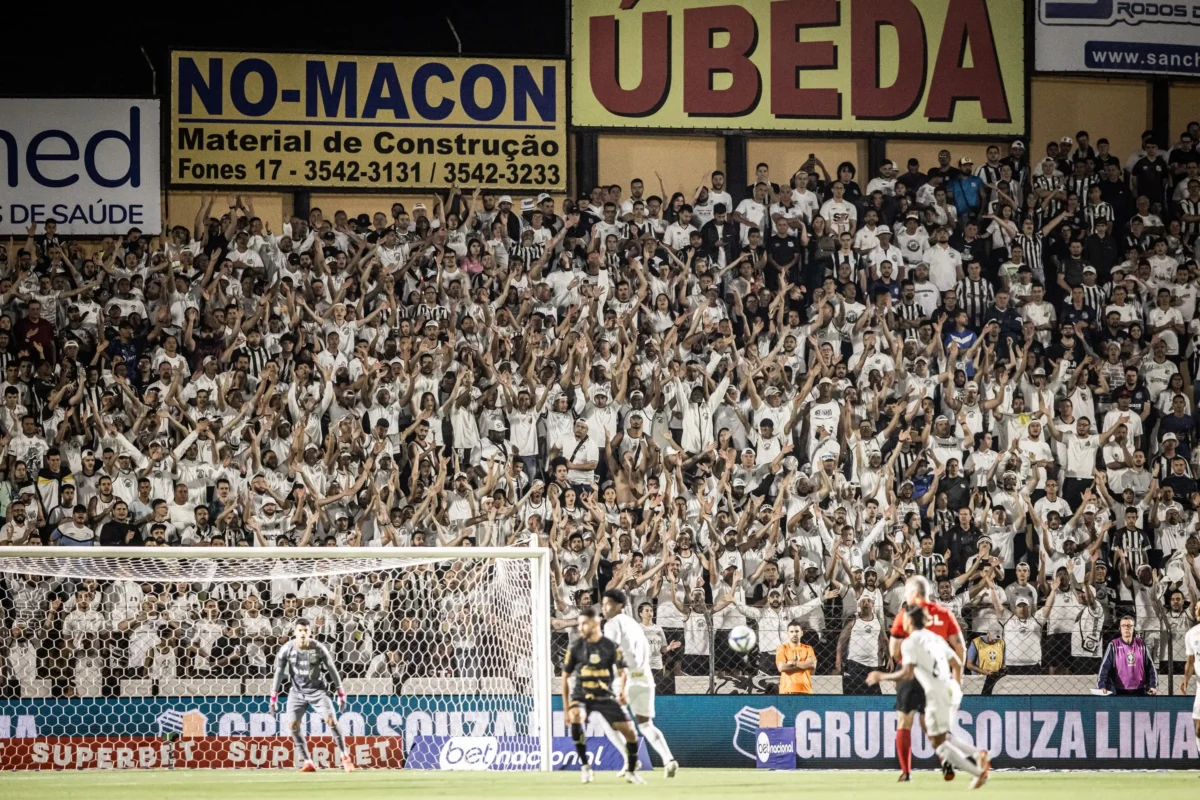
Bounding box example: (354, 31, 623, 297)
(0, 2, 569, 97)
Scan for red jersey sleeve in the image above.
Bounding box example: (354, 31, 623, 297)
(923, 600, 963, 640)
(889, 609, 908, 638)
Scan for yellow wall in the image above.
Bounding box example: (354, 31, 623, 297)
(1169, 83, 1200, 144)
(309, 193, 446, 223)
(885, 140, 996, 177)
(1032, 76, 1150, 163)
(747, 139, 868, 187)
(597, 134, 723, 200)
(163, 191, 290, 233)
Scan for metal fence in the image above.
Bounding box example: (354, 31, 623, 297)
(584, 611, 1190, 697)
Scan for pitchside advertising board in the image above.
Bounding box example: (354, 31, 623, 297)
(570, 0, 1026, 136)
(0, 695, 1194, 769)
(0, 98, 162, 236)
(1035, 0, 1200, 77)
(169, 51, 567, 191)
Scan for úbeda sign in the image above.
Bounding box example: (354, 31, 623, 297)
(571, 0, 1026, 136)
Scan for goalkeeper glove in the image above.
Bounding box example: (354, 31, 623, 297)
(269, 694, 278, 715)
(336, 689, 347, 713)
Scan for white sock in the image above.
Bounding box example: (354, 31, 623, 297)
(599, 719, 627, 758)
(944, 734, 979, 761)
(936, 742, 982, 777)
(639, 722, 675, 763)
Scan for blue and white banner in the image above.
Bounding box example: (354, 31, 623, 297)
(1035, 1, 1200, 76)
(405, 736, 651, 771)
(754, 727, 796, 770)
(0, 98, 161, 236)
(0, 695, 1194, 769)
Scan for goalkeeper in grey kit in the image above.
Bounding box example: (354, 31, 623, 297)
(270, 618, 355, 772)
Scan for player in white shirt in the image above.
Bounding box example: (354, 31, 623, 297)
(869, 605, 991, 789)
(1181, 601, 1200, 746)
(602, 589, 679, 777)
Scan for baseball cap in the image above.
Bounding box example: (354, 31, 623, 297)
(876, 224, 891, 234)
(520, 198, 536, 212)
(1084, 504, 1097, 514)
(1082, 265, 1097, 274)
(497, 195, 513, 205)
(959, 157, 973, 166)
(1163, 432, 1178, 441)
(1012, 140, 1026, 150)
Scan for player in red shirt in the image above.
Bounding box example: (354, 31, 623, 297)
(888, 575, 966, 782)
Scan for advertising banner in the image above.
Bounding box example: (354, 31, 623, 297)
(0, 694, 1193, 769)
(169, 51, 566, 190)
(1035, 0, 1200, 76)
(755, 726, 797, 770)
(0, 735, 402, 770)
(570, 0, 1026, 135)
(405, 735, 651, 771)
(0, 98, 161, 236)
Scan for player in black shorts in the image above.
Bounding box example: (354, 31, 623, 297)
(562, 607, 643, 784)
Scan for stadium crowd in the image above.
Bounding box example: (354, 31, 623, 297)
(2, 125, 1200, 699)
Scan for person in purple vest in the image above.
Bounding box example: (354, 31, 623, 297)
(1097, 616, 1159, 696)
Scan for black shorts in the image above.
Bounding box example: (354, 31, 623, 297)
(895, 677, 925, 714)
(1043, 633, 1072, 668)
(570, 697, 630, 726)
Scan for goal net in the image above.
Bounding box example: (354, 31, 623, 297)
(0, 546, 552, 771)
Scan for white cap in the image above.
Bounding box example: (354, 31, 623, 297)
(498, 195, 513, 205)
(876, 224, 891, 234)
(1084, 504, 1098, 514)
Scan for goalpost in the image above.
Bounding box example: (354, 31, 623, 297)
(0, 546, 553, 772)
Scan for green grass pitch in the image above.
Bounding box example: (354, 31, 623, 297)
(2, 769, 1197, 800)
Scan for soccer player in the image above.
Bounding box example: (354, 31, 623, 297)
(562, 607, 643, 784)
(270, 618, 354, 773)
(889, 575, 965, 782)
(1181, 600, 1200, 762)
(601, 589, 680, 777)
(868, 606, 991, 789)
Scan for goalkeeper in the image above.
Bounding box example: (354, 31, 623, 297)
(271, 618, 355, 773)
